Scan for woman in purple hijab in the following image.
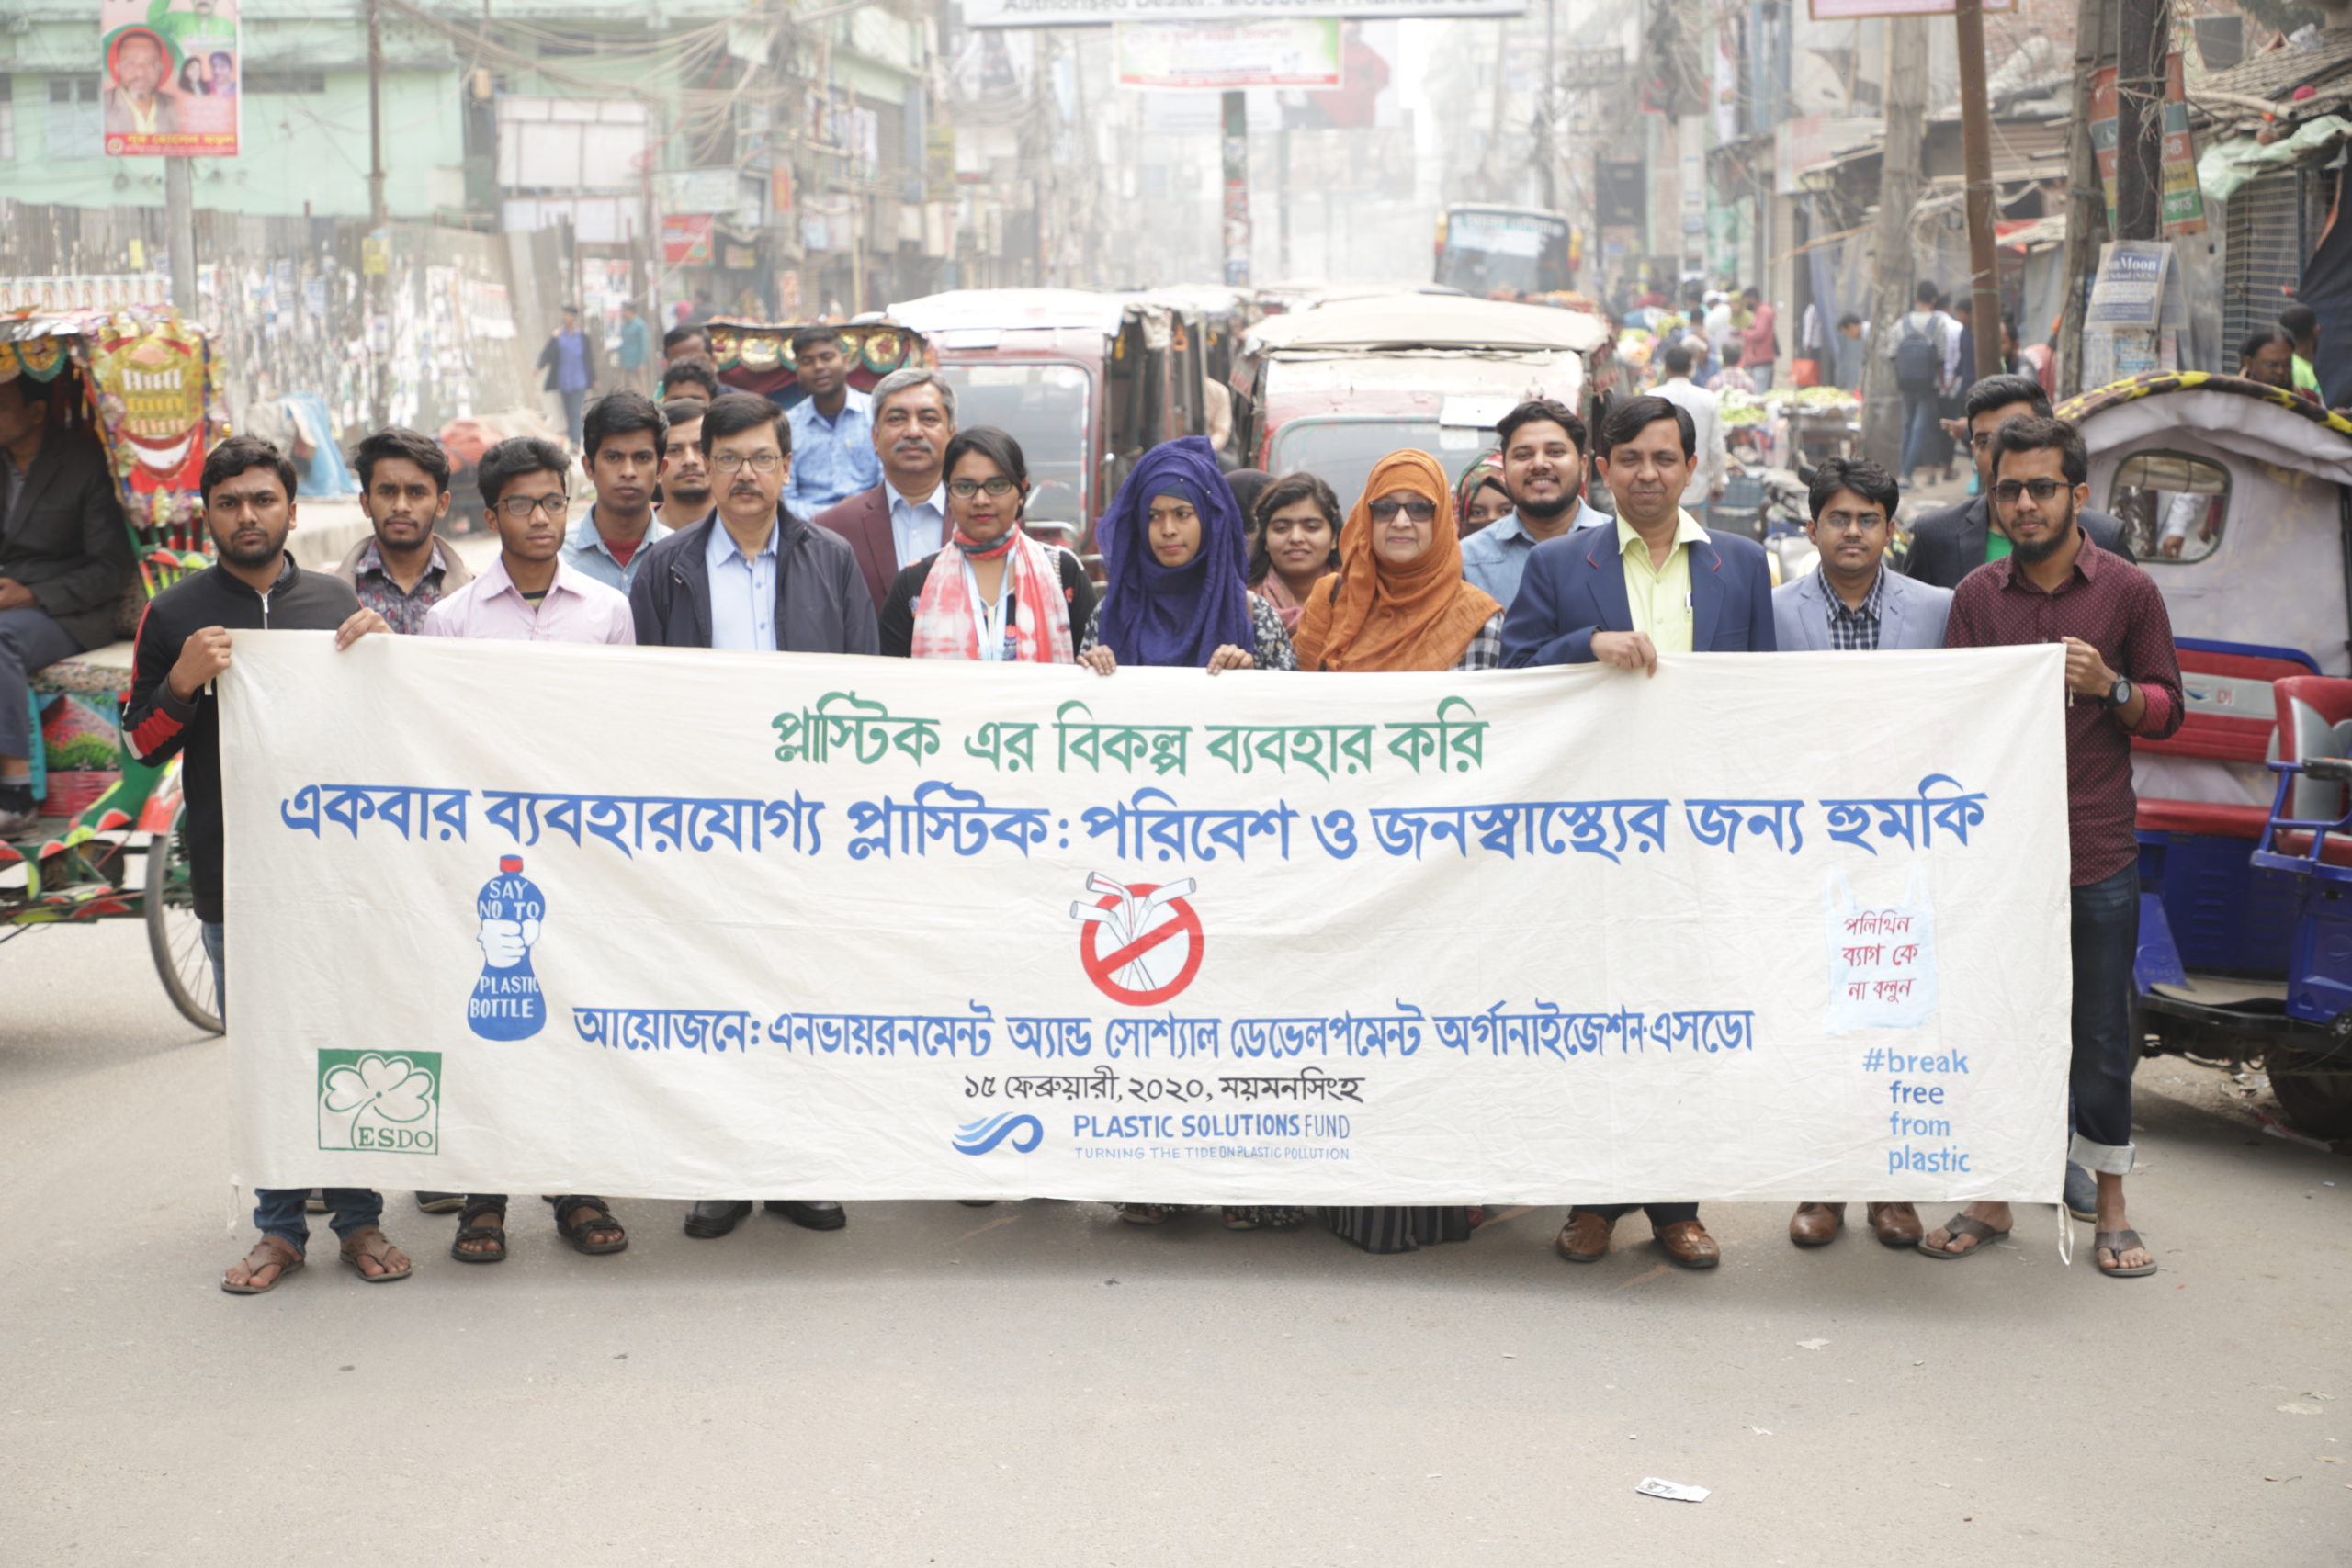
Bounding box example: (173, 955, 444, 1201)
(1078, 437, 1295, 675)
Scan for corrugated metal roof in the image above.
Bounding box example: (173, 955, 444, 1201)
(2201, 32, 2352, 102)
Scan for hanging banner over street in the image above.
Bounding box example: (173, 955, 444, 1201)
(967, 0, 1522, 25)
(1806, 0, 2012, 16)
(101, 0, 240, 157)
(1115, 19, 1341, 90)
(221, 637, 2071, 1205)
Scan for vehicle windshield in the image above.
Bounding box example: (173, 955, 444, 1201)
(1438, 210, 1571, 297)
(1268, 418, 1499, 514)
(938, 361, 1092, 536)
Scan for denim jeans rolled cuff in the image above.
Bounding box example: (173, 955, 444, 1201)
(201, 919, 225, 1016)
(2068, 864, 2141, 1179)
(251, 1187, 386, 1247)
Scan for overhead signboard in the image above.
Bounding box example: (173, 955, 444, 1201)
(967, 0, 1523, 26)
(102, 0, 240, 157)
(1806, 0, 2012, 16)
(1115, 19, 1341, 90)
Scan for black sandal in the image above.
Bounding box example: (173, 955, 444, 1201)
(555, 1196, 628, 1256)
(450, 1200, 507, 1264)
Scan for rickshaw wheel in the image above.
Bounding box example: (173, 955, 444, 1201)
(2266, 1045, 2352, 1141)
(144, 800, 222, 1035)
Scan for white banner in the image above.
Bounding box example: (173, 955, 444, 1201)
(1115, 19, 1340, 90)
(221, 636, 2072, 1205)
(965, 0, 1523, 26)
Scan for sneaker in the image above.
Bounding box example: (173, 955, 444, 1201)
(413, 1191, 466, 1214)
(2064, 1161, 2098, 1223)
(304, 1189, 328, 1213)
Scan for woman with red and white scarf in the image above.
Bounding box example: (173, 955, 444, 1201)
(878, 426, 1095, 662)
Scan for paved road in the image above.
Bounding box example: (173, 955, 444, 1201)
(4, 922, 2346, 1567)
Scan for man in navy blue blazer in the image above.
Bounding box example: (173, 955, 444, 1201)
(1500, 394, 1776, 676)
(1500, 393, 1775, 1270)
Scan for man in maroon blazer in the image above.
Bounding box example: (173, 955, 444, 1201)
(813, 367, 956, 610)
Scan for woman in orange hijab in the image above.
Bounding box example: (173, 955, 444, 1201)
(1293, 449, 1503, 673)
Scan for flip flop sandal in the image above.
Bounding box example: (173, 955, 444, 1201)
(2095, 1228, 2158, 1278)
(451, 1201, 508, 1264)
(338, 1227, 413, 1283)
(1118, 1203, 1174, 1226)
(221, 1235, 305, 1294)
(1915, 1213, 2010, 1259)
(556, 1198, 629, 1256)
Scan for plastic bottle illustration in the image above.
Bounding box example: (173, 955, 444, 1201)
(469, 854, 547, 1041)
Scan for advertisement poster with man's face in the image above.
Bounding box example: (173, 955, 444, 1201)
(102, 0, 239, 156)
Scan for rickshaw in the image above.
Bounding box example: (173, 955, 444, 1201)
(2061, 371, 2352, 1134)
(0, 303, 224, 1032)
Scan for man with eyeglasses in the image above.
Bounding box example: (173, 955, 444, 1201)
(782, 327, 883, 516)
(423, 438, 632, 644)
(813, 367, 958, 610)
(1770, 457, 1950, 1253)
(628, 393, 874, 1238)
(1937, 417, 2182, 1279)
(629, 392, 877, 660)
(1899, 375, 2133, 592)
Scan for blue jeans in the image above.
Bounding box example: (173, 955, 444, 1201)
(206, 920, 387, 1245)
(0, 604, 80, 762)
(2069, 866, 2140, 1176)
(560, 388, 587, 448)
(1899, 391, 1941, 479)
(1750, 363, 1774, 393)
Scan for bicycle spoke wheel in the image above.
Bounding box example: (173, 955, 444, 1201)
(145, 799, 221, 1034)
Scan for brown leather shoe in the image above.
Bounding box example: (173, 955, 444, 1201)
(1655, 1219, 1721, 1269)
(1866, 1201, 1923, 1247)
(1555, 1209, 1615, 1263)
(1789, 1201, 1845, 1247)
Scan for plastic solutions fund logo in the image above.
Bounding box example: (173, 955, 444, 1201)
(469, 855, 548, 1041)
(318, 1050, 442, 1154)
(953, 1113, 1045, 1156)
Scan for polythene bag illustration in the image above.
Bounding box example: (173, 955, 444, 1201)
(1823, 864, 1938, 1033)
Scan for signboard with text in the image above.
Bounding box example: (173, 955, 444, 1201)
(1806, 0, 2012, 16)
(968, 0, 1521, 24)
(222, 637, 2071, 1206)
(101, 0, 239, 156)
(1115, 19, 1341, 90)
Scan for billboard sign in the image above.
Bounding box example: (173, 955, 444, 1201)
(968, 0, 1522, 26)
(1115, 20, 1341, 90)
(102, 0, 239, 157)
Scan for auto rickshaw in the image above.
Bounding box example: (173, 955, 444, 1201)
(2061, 371, 2352, 1134)
(0, 301, 226, 1032)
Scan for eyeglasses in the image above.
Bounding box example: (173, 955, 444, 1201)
(1368, 499, 1438, 524)
(712, 451, 784, 473)
(1817, 512, 1885, 535)
(949, 477, 1019, 499)
(1991, 479, 2069, 504)
(494, 493, 569, 519)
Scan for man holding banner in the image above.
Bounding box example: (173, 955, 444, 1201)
(1501, 394, 1776, 1269)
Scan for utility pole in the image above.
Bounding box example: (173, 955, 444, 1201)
(2056, 0, 2112, 395)
(1862, 16, 1928, 471)
(366, 0, 389, 428)
(164, 160, 196, 314)
(1955, 0, 2003, 379)
(2114, 0, 2166, 241)
(367, 0, 387, 229)
(1221, 89, 1250, 287)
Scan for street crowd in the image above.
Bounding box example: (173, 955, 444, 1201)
(1, 318, 2187, 1295)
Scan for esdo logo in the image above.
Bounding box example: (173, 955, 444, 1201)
(317, 1050, 443, 1154)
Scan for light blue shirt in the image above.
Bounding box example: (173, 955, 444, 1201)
(888, 481, 948, 570)
(704, 514, 779, 652)
(784, 387, 882, 514)
(561, 507, 672, 596)
(1458, 498, 1599, 612)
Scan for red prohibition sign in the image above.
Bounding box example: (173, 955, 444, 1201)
(1079, 884, 1204, 1006)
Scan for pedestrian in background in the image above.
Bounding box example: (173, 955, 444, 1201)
(120, 436, 399, 1294)
(1935, 417, 2182, 1278)
(1889, 281, 1959, 488)
(537, 303, 601, 453)
(1650, 343, 1725, 532)
(1739, 287, 1778, 392)
(2280, 303, 2321, 400)
(615, 299, 653, 397)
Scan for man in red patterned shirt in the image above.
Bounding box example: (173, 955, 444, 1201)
(1937, 416, 2183, 1277)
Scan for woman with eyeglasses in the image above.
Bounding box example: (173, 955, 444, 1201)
(1078, 435, 1295, 678)
(877, 426, 1095, 661)
(1293, 450, 1504, 676)
(1246, 470, 1343, 633)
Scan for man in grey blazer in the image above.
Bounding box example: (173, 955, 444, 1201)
(1772, 457, 1951, 655)
(1772, 458, 1947, 1249)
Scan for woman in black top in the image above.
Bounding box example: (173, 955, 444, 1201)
(878, 426, 1094, 661)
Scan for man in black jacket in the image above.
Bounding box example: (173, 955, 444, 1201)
(0, 375, 135, 833)
(1899, 374, 2136, 590)
(121, 435, 402, 1295)
(627, 392, 873, 1239)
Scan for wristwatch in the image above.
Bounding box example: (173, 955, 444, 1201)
(2108, 676, 2134, 708)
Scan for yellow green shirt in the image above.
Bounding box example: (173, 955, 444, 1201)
(2295, 355, 2320, 395)
(1615, 509, 1708, 654)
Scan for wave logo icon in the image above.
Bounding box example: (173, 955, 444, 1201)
(953, 1113, 1045, 1156)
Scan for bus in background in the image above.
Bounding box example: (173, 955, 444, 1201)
(1434, 206, 1573, 298)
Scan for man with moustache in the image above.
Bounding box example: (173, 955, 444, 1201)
(1456, 398, 1600, 612)
(560, 391, 670, 596)
(651, 396, 711, 534)
(121, 436, 398, 1293)
(1934, 418, 2181, 1278)
(627, 392, 874, 1239)
(332, 428, 472, 636)
(1900, 375, 2134, 591)
(811, 367, 957, 611)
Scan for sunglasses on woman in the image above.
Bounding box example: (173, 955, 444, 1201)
(1369, 498, 1437, 523)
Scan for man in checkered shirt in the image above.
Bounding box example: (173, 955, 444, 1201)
(1770, 457, 1952, 1251)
